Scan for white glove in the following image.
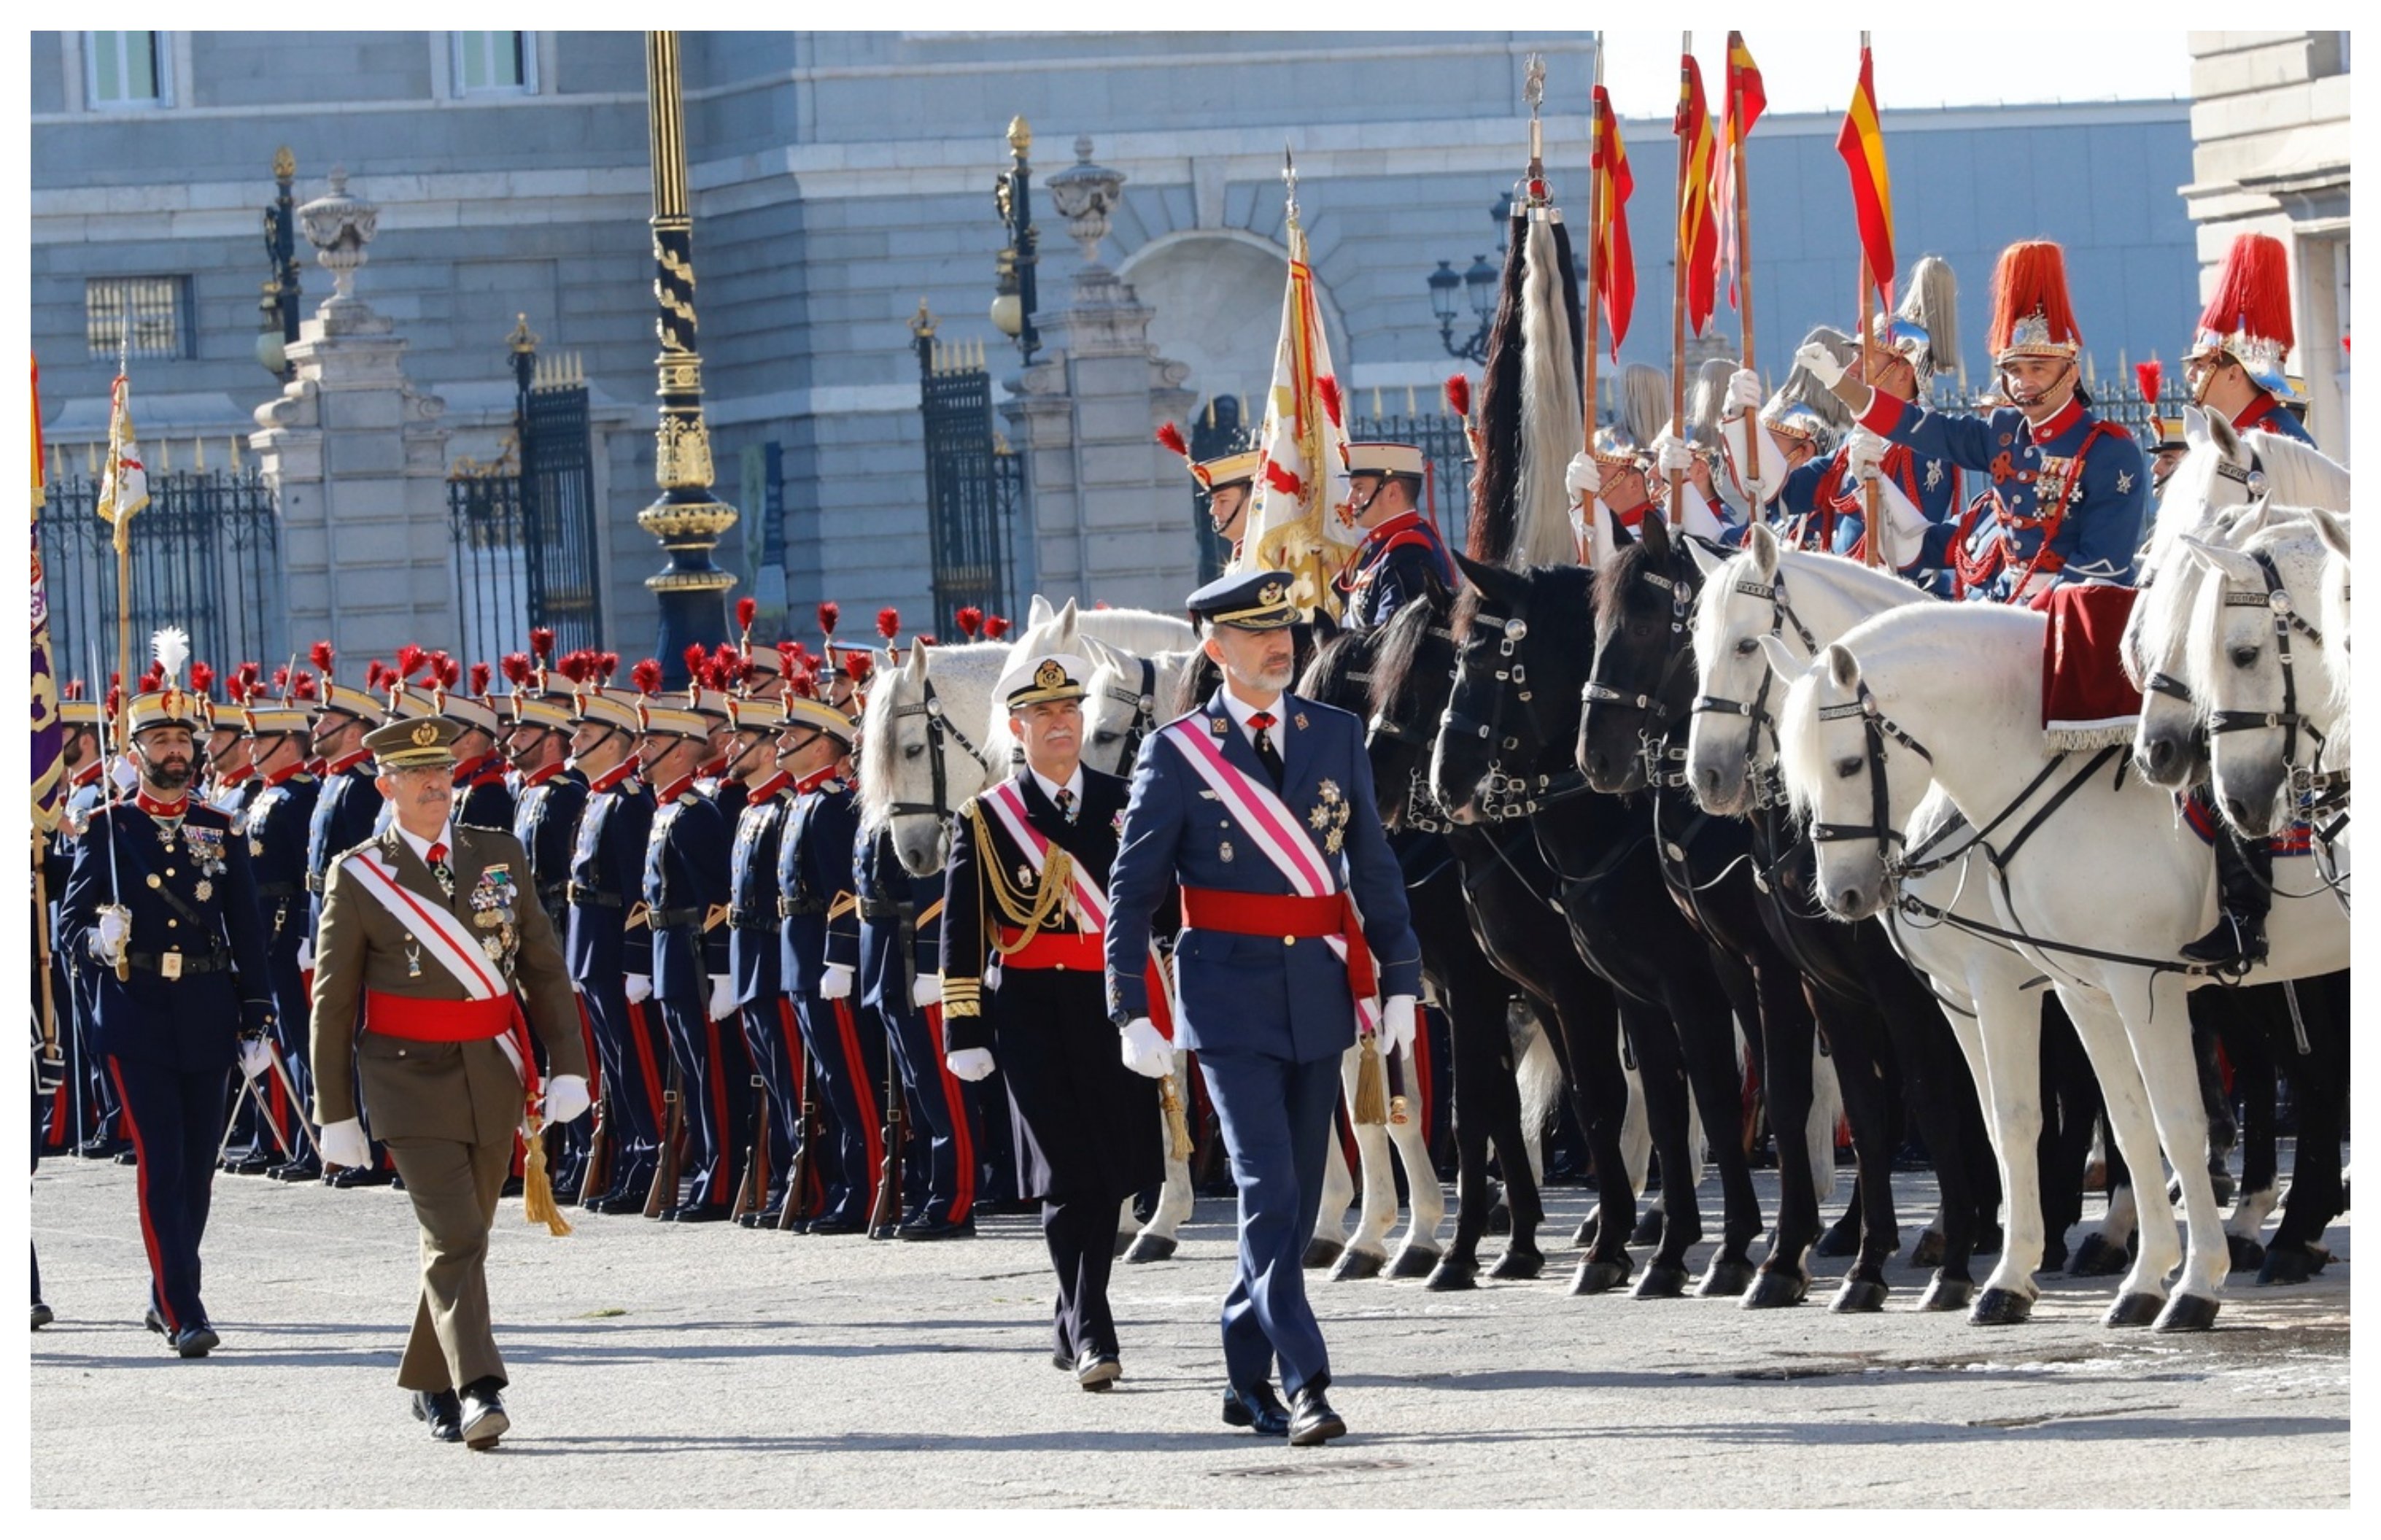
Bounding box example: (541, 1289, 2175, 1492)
(1383, 994, 1419, 1061)
(1120, 1018, 1172, 1080)
(1727, 367, 1763, 414)
(1563, 451, 1596, 500)
(820, 963, 854, 1001)
(296, 937, 314, 972)
(543, 1073, 591, 1126)
(1873, 476, 1933, 572)
(239, 1037, 276, 1082)
(1653, 434, 1695, 479)
(1793, 340, 1848, 390)
(320, 1118, 371, 1170)
(90, 909, 129, 962)
(111, 754, 138, 793)
(1846, 427, 1889, 479)
(912, 972, 942, 1009)
(623, 972, 653, 1005)
(944, 1047, 996, 1083)
(708, 972, 737, 1021)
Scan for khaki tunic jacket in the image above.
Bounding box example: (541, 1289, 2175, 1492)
(309, 823, 587, 1148)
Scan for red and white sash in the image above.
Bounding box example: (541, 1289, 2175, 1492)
(340, 847, 530, 1084)
(984, 781, 1111, 929)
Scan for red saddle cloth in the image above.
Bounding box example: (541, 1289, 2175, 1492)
(2034, 582, 2144, 749)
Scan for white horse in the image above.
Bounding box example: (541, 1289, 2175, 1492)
(1686, 533, 2136, 1318)
(1771, 601, 2351, 1331)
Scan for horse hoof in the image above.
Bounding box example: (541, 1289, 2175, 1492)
(1123, 1234, 1177, 1265)
(1741, 1269, 1810, 1310)
(1629, 1211, 1665, 1247)
(2226, 1234, 2266, 1274)
(1387, 1244, 1440, 1280)
(2256, 1245, 2318, 1287)
(1485, 1200, 1511, 1237)
(1813, 1217, 1862, 1258)
(2070, 1234, 2131, 1277)
(2103, 1291, 2164, 1328)
(1571, 1217, 1598, 1248)
(1424, 1257, 1479, 1293)
(1910, 1230, 1946, 1269)
(1829, 1277, 1889, 1314)
(1301, 1238, 1344, 1270)
(1697, 1258, 1757, 1299)
(2155, 1293, 2221, 1333)
(1488, 1247, 1544, 1282)
(1571, 1257, 1632, 1296)
(1112, 1232, 1134, 1258)
(1632, 1261, 1691, 1299)
(1328, 1247, 1386, 1282)
(1918, 1276, 1975, 1313)
(1968, 1287, 2035, 1326)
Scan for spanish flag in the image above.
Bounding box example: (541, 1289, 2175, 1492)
(1716, 32, 1765, 309)
(1673, 50, 1719, 337)
(1836, 42, 1896, 315)
(1590, 83, 1635, 360)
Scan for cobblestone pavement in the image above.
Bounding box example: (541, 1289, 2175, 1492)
(31, 1155, 2349, 1508)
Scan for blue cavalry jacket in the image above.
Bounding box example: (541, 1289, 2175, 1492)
(513, 764, 589, 933)
(1104, 688, 1420, 1064)
(565, 768, 654, 984)
(832, 825, 944, 1013)
(728, 785, 789, 1009)
(306, 760, 383, 918)
(779, 776, 859, 995)
(642, 781, 729, 1008)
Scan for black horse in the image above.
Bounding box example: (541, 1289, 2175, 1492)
(1579, 515, 2003, 1311)
(1433, 554, 1764, 1300)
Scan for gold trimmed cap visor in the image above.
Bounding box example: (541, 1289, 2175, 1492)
(1188, 570, 1299, 632)
(996, 652, 1090, 711)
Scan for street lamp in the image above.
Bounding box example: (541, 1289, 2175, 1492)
(989, 115, 1041, 365)
(255, 146, 301, 379)
(1426, 191, 1514, 365)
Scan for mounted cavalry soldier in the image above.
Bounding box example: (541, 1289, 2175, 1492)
(307, 714, 589, 1450)
(1808, 238, 2150, 601)
(941, 651, 1161, 1391)
(1158, 424, 1262, 568)
(1333, 441, 1453, 632)
(1105, 570, 1422, 1447)
(2184, 231, 2318, 449)
(59, 630, 277, 1358)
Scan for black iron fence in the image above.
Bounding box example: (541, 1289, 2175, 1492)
(917, 330, 1019, 630)
(446, 352, 603, 662)
(38, 466, 283, 686)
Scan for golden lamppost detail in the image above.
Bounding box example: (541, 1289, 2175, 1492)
(640, 29, 736, 681)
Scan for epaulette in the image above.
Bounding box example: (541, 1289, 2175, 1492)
(678, 791, 701, 808)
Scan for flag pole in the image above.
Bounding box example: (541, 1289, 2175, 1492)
(109, 328, 133, 743)
(1581, 44, 1605, 554)
(1731, 38, 1760, 489)
(1856, 34, 1883, 569)
(1668, 31, 1692, 530)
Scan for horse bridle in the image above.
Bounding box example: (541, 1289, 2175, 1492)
(883, 676, 992, 824)
(1806, 681, 1937, 872)
(1687, 571, 1821, 810)
(1581, 554, 1701, 791)
(1363, 622, 1458, 835)
(1444, 598, 1589, 820)
(1098, 656, 1159, 775)
(2207, 549, 2330, 791)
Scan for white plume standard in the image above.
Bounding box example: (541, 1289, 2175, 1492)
(151, 625, 190, 686)
(1512, 214, 1584, 570)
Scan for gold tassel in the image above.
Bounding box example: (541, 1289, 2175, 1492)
(521, 1116, 573, 1237)
(1161, 1073, 1193, 1163)
(1353, 1035, 1388, 1126)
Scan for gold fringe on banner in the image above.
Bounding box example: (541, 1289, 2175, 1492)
(1353, 1035, 1388, 1126)
(521, 1117, 573, 1237)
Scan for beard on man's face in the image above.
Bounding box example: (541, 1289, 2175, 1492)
(141, 750, 193, 791)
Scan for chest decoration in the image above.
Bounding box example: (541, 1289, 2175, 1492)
(468, 864, 519, 929)
(182, 824, 229, 878)
(1307, 778, 1351, 855)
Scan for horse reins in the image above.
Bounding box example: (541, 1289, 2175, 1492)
(1689, 572, 1820, 812)
(1445, 603, 1590, 821)
(1100, 655, 1159, 775)
(883, 676, 992, 825)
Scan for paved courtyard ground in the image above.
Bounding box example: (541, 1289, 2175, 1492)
(29, 1155, 2349, 1507)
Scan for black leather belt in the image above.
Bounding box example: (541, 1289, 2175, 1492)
(649, 905, 704, 930)
(568, 882, 622, 909)
(255, 881, 301, 899)
(128, 950, 231, 978)
(729, 905, 775, 932)
(859, 902, 907, 921)
(777, 896, 824, 918)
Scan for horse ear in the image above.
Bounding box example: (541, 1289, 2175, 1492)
(1452, 551, 1503, 595)
(2307, 504, 2350, 561)
(2182, 533, 2264, 587)
(1749, 522, 1780, 579)
(2239, 500, 2275, 538)
(1756, 634, 1801, 684)
(2183, 404, 2210, 449)
(1640, 514, 1672, 562)
(1824, 642, 1861, 692)
(1029, 594, 1054, 626)
(902, 642, 927, 680)
(1056, 597, 1080, 635)
(1312, 608, 1343, 646)
(1611, 517, 1638, 549)
(2206, 406, 2245, 466)
(1687, 538, 1726, 581)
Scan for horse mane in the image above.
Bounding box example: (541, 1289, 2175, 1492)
(1075, 606, 1199, 655)
(1368, 592, 1447, 721)
(1465, 213, 1530, 568)
(2245, 429, 2351, 508)
(1297, 623, 1376, 713)
(1590, 525, 1658, 644)
(1172, 649, 1220, 716)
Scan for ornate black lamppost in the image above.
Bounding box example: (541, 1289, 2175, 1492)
(989, 115, 1042, 365)
(1425, 190, 1513, 365)
(255, 146, 302, 380)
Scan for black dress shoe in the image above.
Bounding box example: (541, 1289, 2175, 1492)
(1075, 1346, 1120, 1392)
(326, 1164, 393, 1189)
(896, 1215, 977, 1241)
(1051, 1350, 1075, 1371)
(32, 1301, 54, 1331)
(143, 1307, 167, 1336)
(457, 1377, 509, 1451)
(267, 1159, 320, 1183)
(500, 1175, 524, 1199)
(586, 1193, 644, 1216)
(670, 1204, 732, 1223)
(76, 1137, 131, 1160)
(1287, 1384, 1346, 1447)
(112, 1150, 139, 1166)
(1221, 1383, 1292, 1437)
(2180, 913, 2267, 968)
(226, 1153, 276, 1176)
(411, 1388, 463, 1442)
(170, 1321, 220, 1358)
(808, 1215, 866, 1237)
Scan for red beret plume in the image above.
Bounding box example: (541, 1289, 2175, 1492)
(1444, 372, 1472, 419)
(1988, 240, 2080, 357)
(817, 601, 840, 637)
(2135, 360, 2163, 406)
(842, 651, 874, 685)
(139, 665, 163, 692)
(431, 652, 461, 689)
(468, 661, 492, 697)
(529, 626, 556, 662)
(236, 660, 261, 690)
(786, 664, 819, 701)
(106, 684, 123, 718)
(713, 642, 741, 674)
(364, 660, 386, 690)
(776, 641, 797, 676)
(736, 596, 757, 635)
(500, 653, 532, 687)
(271, 665, 291, 692)
(876, 607, 901, 641)
(1317, 375, 1343, 429)
(557, 651, 593, 685)
(188, 661, 214, 695)
(683, 643, 711, 685)
(2199, 233, 2296, 353)
(310, 641, 335, 673)
(1155, 421, 1189, 458)
(597, 651, 619, 684)
(983, 614, 1011, 641)
(917, 634, 938, 649)
(396, 643, 427, 679)
(64, 678, 83, 701)
(955, 605, 983, 638)
(292, 672, 318, 702)
(632, 657, 664, 695)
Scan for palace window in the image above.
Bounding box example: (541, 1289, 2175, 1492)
(452, 31, 535, 96)
(86, 31, 169, 109)
(86, 277, 194, 363)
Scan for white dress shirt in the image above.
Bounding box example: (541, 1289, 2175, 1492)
(395, 819, 457, 869)
(1028, 762, 1085, 813)
(1217, 685, 1288, 752)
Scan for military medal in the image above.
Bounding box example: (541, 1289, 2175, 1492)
(194, 879, 213, 902)
(404, 939, 423, 979)
(481, 936, 506, 963)
(1219, 840, 1234, 863)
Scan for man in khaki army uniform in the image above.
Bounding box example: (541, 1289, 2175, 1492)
(309, 716, 590, 1450)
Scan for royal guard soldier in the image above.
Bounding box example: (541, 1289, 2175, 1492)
(1565, 363, 1700, 568)
(633, 662, 746, 1222)
(307, 713, 590, 1450)
(2136, 361, 2193, 504)
(1104, 571, 1422, 1447)
(1333, 441, 1455, 632)
(435, 660, 514, 832)
(1158, 423, 1263, 567)
(563, 656, 668, 1214)
(781, 676, 880, 1234)
(222, 669, 322, 1175)
(1808, 238, 2151, 601)
(59, 628, 278, 1358)
(190, 663, 255, 813)
(2185, 231, 2318, 449)
(687, 647, 746, 1037)
(1717, 330, 1857, 549)
(292, 643, 388, 1183)
(942, 651, 1161, 1389)
(719, 664, 799, 1225)
(45, 685, 118, 1158)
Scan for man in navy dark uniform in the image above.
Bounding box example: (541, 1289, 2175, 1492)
(942, 651, 1160, 1390)
(1333, 441, 1454, 633)
(786, 694, 882, 1234)
(504, 658, 595, 1196)
(1809, 239, 2151, 603)
(635, 673, 743, 1222)
(44, 689, 117, 1158)
(293, 647, 388, 1183)
(720, 680, 797, 1225)
(565, 674, 666, 1214)
(442, 672, 516, 834)
(58, 635, 277, 1357)
(226, 678, 322, 1175)
(1104, 571, 1422, 1446)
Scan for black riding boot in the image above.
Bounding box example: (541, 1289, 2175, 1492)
(2180, 828, 2272, 967)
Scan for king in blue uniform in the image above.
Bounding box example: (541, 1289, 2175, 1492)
(1104, 570, 1422, 1447)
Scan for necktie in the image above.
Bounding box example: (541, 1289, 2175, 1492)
(1055, 787, 1077, 824)
(1248, 711, 1287, 792)
(426, 840, 454, 897)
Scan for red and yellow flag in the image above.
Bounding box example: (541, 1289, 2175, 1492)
(1673, 51, 1720, 336)
(1716, 32, 1765, 309)
(1590, 84, 1635, 360)
(1836, 42, 1897, 314)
